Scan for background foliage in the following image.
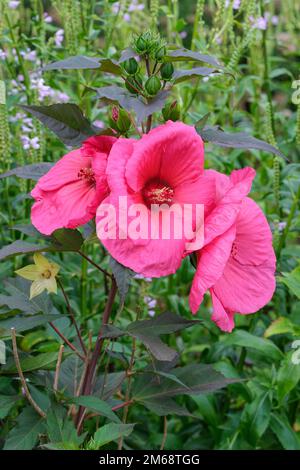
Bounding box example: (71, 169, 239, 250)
(0, 0, 300, 450)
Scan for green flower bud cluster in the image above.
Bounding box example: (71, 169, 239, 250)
(133, 31, 167, 61)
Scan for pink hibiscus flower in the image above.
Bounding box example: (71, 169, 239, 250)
(31, 135, 116, 235)
(96, 121, 216, 277)
(189, 169, 276, 332)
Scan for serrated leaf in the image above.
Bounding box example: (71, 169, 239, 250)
(0, 240, 50, 261)
(173, 67, 216, 84)
(0, 163, 53, 180)
(166, 48, 221, 67)
(93, 423, 135, 448)
(96, 86, 169, 124)
(197, 125, 285, 159)
(109, 258, 133, 303)
(71, 396, 121, 423)
(127, 312, 199, 362)
(43, 55, 101, 70)
(0, 277, 55, 315)
(21, 103, 95, 146)
(3, 407, 45, 450)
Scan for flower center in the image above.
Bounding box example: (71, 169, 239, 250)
(42, 269, 52, 279)
(78, 167, 96, 186)
(142, 179, 174, 207)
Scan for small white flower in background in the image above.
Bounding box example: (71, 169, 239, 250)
(54, 29, 64, 47)
(250, 15, 268, 30)
(16, 253, 60, 299)
(134, 273, 152, 282)
(233, 0, 241, 9)
(44, 12, 53, 23)
(8, 0, 20, 9)
(278, 222, 287, 232)
(94, 120, 105, 129)
(144, 296, 157, 317)
(21, 135, 40, 150)
(22, 49, 37, 62)
(179, 31, 187, 39)
(54, 91, 69, 102)
(271, 15, 279, 25)
(0, 50, 7, 60)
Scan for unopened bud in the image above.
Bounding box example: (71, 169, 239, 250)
(162, 101, 181, 121)
(123, 58, 138, 75)
(160, 62, 174, 80)
(145, 75, 161, 96)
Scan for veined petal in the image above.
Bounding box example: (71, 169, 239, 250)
(15, 265, 39, 281)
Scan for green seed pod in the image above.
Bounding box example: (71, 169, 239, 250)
(109, 106, 131, 133)
(160, 62, 174, 80)
(155, 45, 166, 61)
(123, 58, 138, 75)
(125, 74, 143, 94)
(135, 35, 148, 53)
(162, 101, 181, 122)
(145, 75, 161, 96)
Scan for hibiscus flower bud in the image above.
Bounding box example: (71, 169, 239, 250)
(145, 75, 161, 96)
(155, 45, 166, 61)
(125, 74, 143, 94)
(135, 35, 148, 53)
(162, 101, 181, 121)
(160, 62, 174, 80)
(123, 57, 138, 75)
(109, 106, 131, 133)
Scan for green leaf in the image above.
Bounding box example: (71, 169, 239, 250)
(270, 413, 300, 450)
(93, 423, 135, 448)
(127, 312, 199, 362)
(221, 330, 283, 362)
(166, 48, 221, 67)
(194, 112, 211, 130)
(118, 47, 136, 63)
(50, 228, 84, 251)
(109, 257, 133, 303)
(43, 55, 101, 70)
(173, 67, 216, 84)
(264, 317, 300, 338)
(0, 163, 53, 180)
(197, 125, 286, 159)
(21, 103, 95, 146)
(277, 352, 300, 402)
(0, 394, 18, 419)
(241, 391, 272, 445)
(96, 86, 169, 124)
(2, 351, 68, 374)
(71, 396, 121, 423)
(3, 407, 45, 450)
(278, 267, 300, 299)
(46, 403, 85, 449)
(140, 396, 192, 417)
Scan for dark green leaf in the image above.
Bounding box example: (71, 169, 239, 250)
(96, 86, 169, 124)
(0, 395, 18, 419)
(3, 407, 45, 450)
(21, 103, 95, 146)
(195, 113, 211, 130)
(197, 125, 286, 159)
(140, 396, 192, 417)
(46, 402, 85, 448)
(166, 48, 221, 67)
(0, 163, 53, 180)
(0, 314, 62, 333)
(71, 396, 121, 423)
(241, 392, 272, 445)
(51, 228, 84, 251)
(43, 55, 101, 70)
(278, 267, 300, 299)
(0, 240, 49, 261)
(93, 423, 135, 448)
(173, 67, 216, 84)
(2, 351, 68, 374)
(109, 257, 133, 303)
(127, 312, 199, 362)
(0, 277, 55, 315)
(277, 352, 300, 402)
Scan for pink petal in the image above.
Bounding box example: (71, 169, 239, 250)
(211, 289, 235, 332)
